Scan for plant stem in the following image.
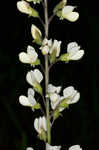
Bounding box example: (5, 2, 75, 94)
(44, 0, 51, 144)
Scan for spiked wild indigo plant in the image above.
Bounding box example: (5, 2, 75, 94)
(17, 0, 84, 150)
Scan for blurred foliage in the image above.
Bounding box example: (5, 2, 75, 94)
(0, 0, 99, 150)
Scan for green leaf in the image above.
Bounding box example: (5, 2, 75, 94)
(59, 53, 69, 62)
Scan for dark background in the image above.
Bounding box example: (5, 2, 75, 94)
(0, 0, 99, 150)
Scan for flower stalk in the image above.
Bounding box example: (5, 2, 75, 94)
(44, 0, 51, 145)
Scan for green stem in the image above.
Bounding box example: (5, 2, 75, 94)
(44, 0, 51, 144)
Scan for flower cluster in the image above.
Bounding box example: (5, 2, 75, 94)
(17, 0, 84, 149)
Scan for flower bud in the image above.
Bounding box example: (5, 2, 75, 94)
(17, 0, 39, 17)
(31, 24, 42, 45)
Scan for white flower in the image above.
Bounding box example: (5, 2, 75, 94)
(26, 147, 34, 150)
(19, 88, 37, 107)
(50, 93, 60, 110)
(63, 86, 80, 104)
(26, 69, 43, 87)
(17, 0, 33, 15)
(67, 42, 84, 60)
(48, 84, 62, 110)
(46, 143, 61, 150)
(40, 38, 52, 55)
(19, 45, 38, 64)
(49, 40, 62, 57)
(69, 145, 82, 150)
(48, 84, 61, 94)
(62, 6, 79, 22)
(34, 116, 47, 134)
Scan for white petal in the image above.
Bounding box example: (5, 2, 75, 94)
(33, 69, 43, 83)
(62, 6, 75, 16)
(17, 1, 32, 14)
(64, 12, 79, 22)
(50, 40, 61, 57)
(48, 84, 55, 93)
(48, 84, 61, 94)
(28, 95, 36, 106)
(19, 95, 30, 106)
(50, 93, 60, 109)
(19, 52, 30, 63)
(56, 41, 62, 57)
(71, 50, 84, 60)
(50, 93, 60, 103)
(27, 45, 38, 62)
(63, 86, 74, 98)
(46, 143, 61, 150)
(42, 116, 47, 131)
(48, 39, 52, 47)
(42, 45, 49, 55)
(26, 71, 36, 86)
(68, 46, 80, 57)
(34, 118, 41, 133)
(26, 147, 34, 150)
(28, 88, 35, 97)
(67, 42, 78, 52)
(69, 145, 82, 150)
(71, 92, 80, 104)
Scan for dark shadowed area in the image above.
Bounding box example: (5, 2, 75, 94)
(0, 0, 99, 150)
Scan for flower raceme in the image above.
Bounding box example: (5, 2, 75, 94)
(26, 69, 43, 94)
(17, 0, 39, 17)
(19, 45, 39, 65)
